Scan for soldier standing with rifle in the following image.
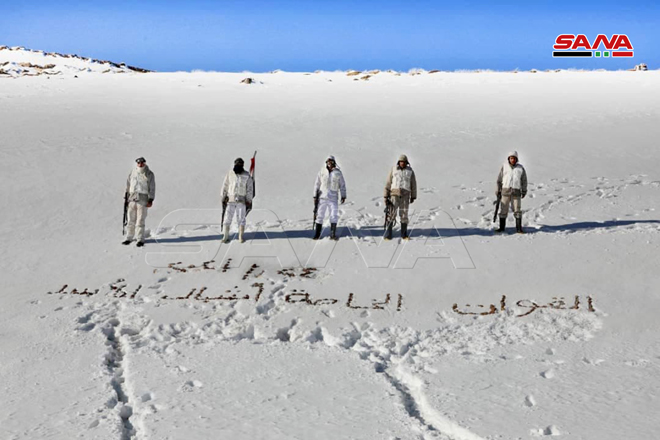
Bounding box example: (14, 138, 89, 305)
(312, 155, 347, 240)
(221, 157, 254, 243)
(495, 150, 528, 234)
(384, 154, 417, 240)
(122, 157, 156, 247)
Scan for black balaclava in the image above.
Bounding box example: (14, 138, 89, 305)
(233, 158, 245, 174)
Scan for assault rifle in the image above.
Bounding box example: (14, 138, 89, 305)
(493, 192, 501, 223)
(384, 197, 397, 229)
(312, 190, 321, 229)
(122, 193, 129, 235)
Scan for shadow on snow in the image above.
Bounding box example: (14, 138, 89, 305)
(147, 220, 660, 244)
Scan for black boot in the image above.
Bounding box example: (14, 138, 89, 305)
(516, 218, 524, 234)
(122, 239, 132, 245)
(496, 217, 506, 233)
(384, 223, 393, 240)
(330, 223, 338, 240)
(313, 223, 322, 240)
(401, 223, 409, 240)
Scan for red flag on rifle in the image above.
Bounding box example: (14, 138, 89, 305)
(249, 150, 256, 196)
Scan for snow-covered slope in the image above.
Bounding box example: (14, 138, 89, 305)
(1, 69, 659, 440)
(0, 46, 150, 77)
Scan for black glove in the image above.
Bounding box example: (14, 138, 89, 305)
(410, 198, 416, 204)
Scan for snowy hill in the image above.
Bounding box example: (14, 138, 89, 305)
(0, 45, 150, 77)
(1, 68, 659, 439)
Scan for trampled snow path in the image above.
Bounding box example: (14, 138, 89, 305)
(76, 302, 141, 439)
(64, 262, 603, 439)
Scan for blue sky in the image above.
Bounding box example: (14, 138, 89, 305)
(1, 1, 658, 71)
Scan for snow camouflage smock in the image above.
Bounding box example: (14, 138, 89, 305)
(384, 165, 417, 199)
(222, 170, 254, 204)
(126, 166, 156, 206)
(496, 162, 528, 196)
(314, 167, 347, 200)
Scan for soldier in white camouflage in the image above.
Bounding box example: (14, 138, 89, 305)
(384, 154, 417, 240)
(312, 155, 347, 240)
(222, 158, 254, 243)
(122, 157, 155, 247)
(495, 150, 528, 234)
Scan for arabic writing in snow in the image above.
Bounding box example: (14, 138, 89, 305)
(47, 283, 403, 312)
(452, 295, 595, 318)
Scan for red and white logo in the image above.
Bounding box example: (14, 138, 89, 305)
(552, 34, 633, 58)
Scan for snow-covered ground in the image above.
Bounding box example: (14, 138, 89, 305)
(1, 65, 659, 440)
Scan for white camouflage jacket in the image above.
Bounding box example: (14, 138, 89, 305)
(313, 166, 347, 200)
(222, 170, 254, 204)
(125, 166, 156, 206)
(496, 162, 528, 196)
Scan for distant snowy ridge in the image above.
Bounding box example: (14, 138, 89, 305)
(2, 45, 649, 78)
(192, 66, 653, 77)
(0, 45, 150, 77)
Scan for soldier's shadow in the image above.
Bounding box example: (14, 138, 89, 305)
(347, 219, 660, 238)
(146, 220, 660, 243)
(531, 219, 660, 234)
(148, 229, 314, 244)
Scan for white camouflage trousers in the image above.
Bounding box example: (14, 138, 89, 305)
(125, 202, 148, 241)
(316, 197, 339, 224)
(224, 202, 247, 226)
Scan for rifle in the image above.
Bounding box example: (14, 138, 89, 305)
(247, 150, 257, 216)
(384, 196, 397, 229)
(312, 190, 320, 229)
(493, 192, 501, 223)
(122, 193, 129, 235)
(221, 198, 228, 226)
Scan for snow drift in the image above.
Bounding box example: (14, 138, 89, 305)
(0, 45, 150, 77)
